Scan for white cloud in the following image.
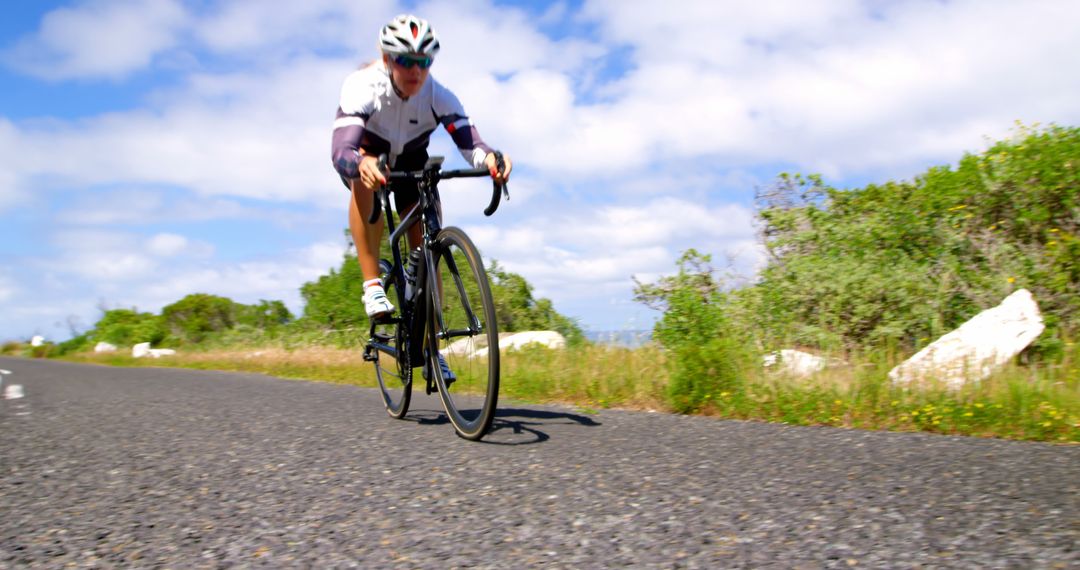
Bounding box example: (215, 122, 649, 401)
(146, 232, 188, 256)
(1, 0, 189, 80)
(465, 196, 762, 314)
(56, 188, 237, 225)
(195, 0, 397, 55)
(2, 0, 1078, 340)
(0, 276, 15, 303)
(568, 0, 1080, 176)
(1, 56, 352, 209)
(134, 241, 346, 311)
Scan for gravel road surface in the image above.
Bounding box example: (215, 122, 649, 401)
(1, 356, 1077, 568)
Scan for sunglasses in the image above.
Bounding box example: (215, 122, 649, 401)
(392, 54, 433, 70)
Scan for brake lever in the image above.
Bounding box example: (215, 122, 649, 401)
(484, 151, 509, 217)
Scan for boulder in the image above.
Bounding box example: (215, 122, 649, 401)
(133, 343, 177, 358)
(889, 289, 1044, 390)
(133, 341, 179, 358)
(465, 331, 567, 359)
(30, 335, 44, 347)
(502, 331, 566, 351)
(444, 336, 489, 357)
(94, 342, 117, 353)
(763, 349, 830, 377)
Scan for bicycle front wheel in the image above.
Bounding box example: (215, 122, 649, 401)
(427, 227, 499, 440)
(372, 259, 411, 418)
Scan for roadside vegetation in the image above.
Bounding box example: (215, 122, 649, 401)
(7, 124, 1077, 443)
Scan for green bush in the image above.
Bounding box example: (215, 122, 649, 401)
(299, 253, 367, 331)
(161, 294, 239, 344)
(55, 333, 92, 356)
(297, 248, 584, 345)
(747, 124, 1079, 354)
(635, 250, 756, 412)
(92, 309, 166, 347)
(236, 300, 293, 330)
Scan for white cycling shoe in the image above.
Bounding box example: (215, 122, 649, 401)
(363, 285, 395, 318)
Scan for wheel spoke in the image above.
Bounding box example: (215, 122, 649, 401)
(371, 259, 411, 418)
(429, 227, 499, 440)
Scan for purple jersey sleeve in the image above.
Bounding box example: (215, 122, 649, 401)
(331, 72, 375, 179)
(432, 80, 493, 168)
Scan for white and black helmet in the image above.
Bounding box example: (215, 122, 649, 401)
(379, 14, 440, 57)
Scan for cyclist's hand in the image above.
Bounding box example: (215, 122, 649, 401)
(359, 154, 387, 190)
(485, 152, 512, 184)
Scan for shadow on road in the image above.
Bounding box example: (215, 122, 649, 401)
(404, 406, 602, 445)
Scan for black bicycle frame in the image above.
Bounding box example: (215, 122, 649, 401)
(365, 153, 507, 391)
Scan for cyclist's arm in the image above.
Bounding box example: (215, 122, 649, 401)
(331, 72, 377, 180)
(432, 80, 493, 169)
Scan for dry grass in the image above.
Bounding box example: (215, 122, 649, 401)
(63, 342, 1079, 442)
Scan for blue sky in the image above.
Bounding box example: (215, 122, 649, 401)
(2, 0, 1079, 342)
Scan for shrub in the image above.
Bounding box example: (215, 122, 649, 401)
(635, 250, 756, 413)
(161, 294, 239, 344)
(748, 124, 1079, 354)
(92, 309, 166, 347)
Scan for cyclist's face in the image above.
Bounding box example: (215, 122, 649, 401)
(386, 54, 430, 98)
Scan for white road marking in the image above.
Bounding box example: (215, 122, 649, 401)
(4, 384, 24, 399)
(0, 369, 12, 374)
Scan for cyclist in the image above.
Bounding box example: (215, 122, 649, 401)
(331, 14, 512, 320)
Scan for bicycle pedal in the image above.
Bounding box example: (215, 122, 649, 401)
(372, 331, 393, 343)
(372, 313, 398, 325)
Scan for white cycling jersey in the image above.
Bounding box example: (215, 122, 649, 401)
(331, 60, 492, 179)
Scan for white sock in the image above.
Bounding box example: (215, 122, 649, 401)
(363, 278, 382, 290)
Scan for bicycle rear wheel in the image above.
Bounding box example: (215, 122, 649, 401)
(371, 259, 411, 418)
(427, 227, 499, 440)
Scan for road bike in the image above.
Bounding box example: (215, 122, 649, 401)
(362, 153, 507, 440)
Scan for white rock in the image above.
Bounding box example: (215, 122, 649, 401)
(889, 288, 1045, 390)
(94, 342, 118, 353)
(763, 349, 830, 377)
(447, 331, 566, 359)
(444, 336, 488, 357)
(501, 331, 566, 351)
(148, 348, 176, 358)
(30, 335, 44, 347)
(132, 342, 151, 358)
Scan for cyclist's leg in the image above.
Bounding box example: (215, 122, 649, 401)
(348, 178, 384, 280)
(348, 178, 396, 317)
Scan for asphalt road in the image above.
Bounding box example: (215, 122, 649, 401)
(1, 356, 1077, 569)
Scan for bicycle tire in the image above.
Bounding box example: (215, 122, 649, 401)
(372, 259, 412, 418)
(426, 227, 499, 440)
